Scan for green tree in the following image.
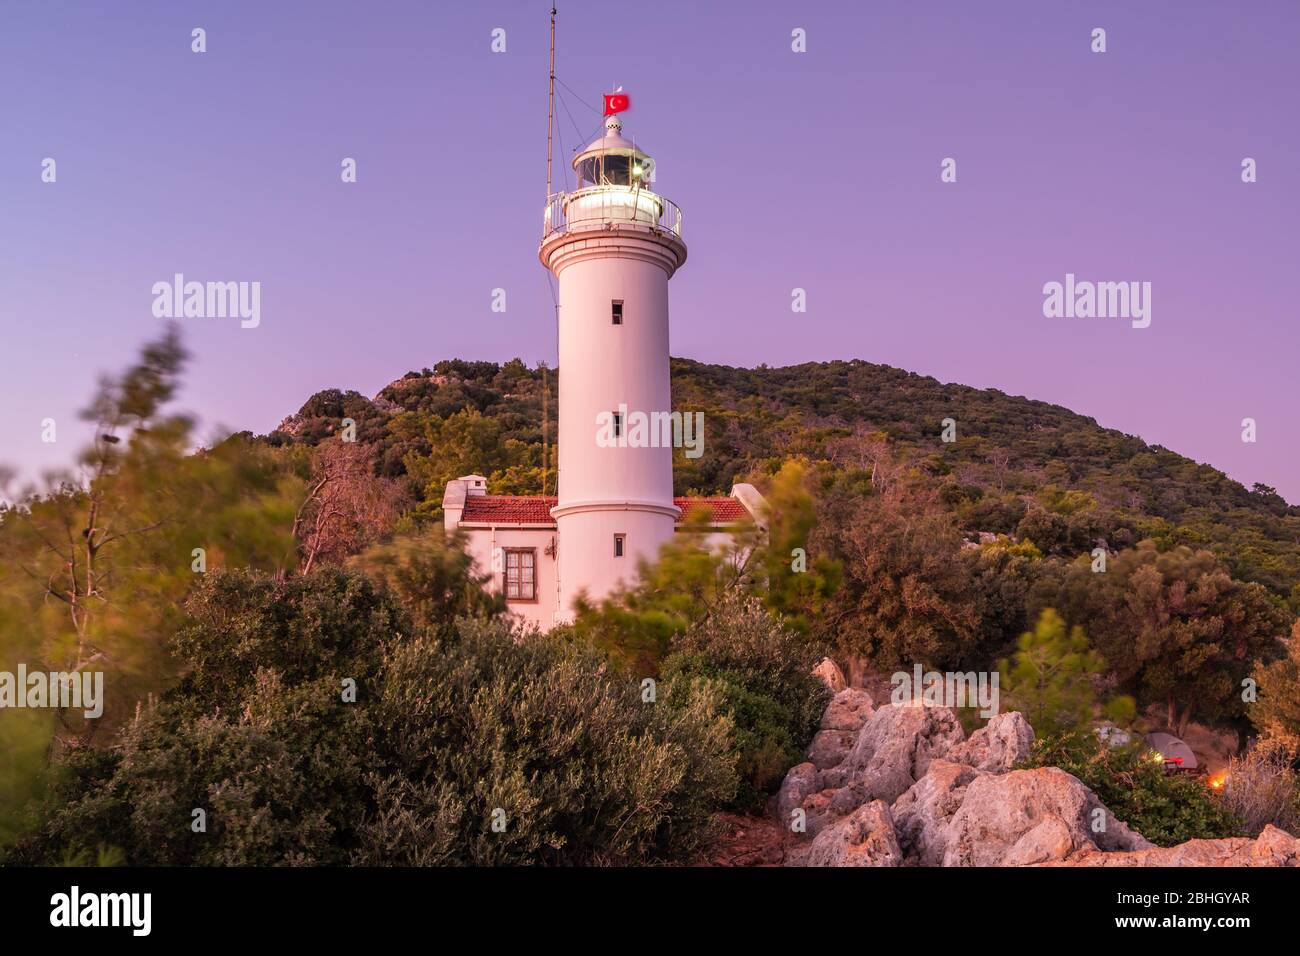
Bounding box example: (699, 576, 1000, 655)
(759, 460, 841, 632)
(999, 609, 1131, 735)
(0, 327, 301, 743)
(1036, 542, 1290, 735)
(1250, 619, 1300, 754)
(818, 490, 981, 670)
(400, 408, 541, 513)
(0, 329, 303, 855)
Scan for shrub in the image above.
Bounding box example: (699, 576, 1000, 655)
(359, 617, 736, 865)
(14, 569, 736, 866)
(347, 528, 504, 631)
(660, 597, 828, 811)
(1219, 741, 1299, 836)
(1021, 730, 1242, 846)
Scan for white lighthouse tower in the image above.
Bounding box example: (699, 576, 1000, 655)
(443, 99, 760, 630)
(540, 112, 688, 620)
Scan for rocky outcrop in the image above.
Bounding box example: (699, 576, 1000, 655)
(890, 759, 984, 865)
(805, 801, 903, 867)
(1057, 825, 1300, 867)
(946, 712, 1035, 772)
(776, 762, 820, 823)
(942, 767, 1151, 866)
(820, 689, 874, 732)
(777, 690, 1298, 867)
(812, 658, 848, 694)
(806, 730, 857, 770)
(841, 703, 965, 804)
(779, 697, 964, 842)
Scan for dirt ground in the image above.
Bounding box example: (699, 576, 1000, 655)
(697, 812, 797, 867)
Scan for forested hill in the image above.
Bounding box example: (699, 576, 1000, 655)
(263, 356, 1300, 600)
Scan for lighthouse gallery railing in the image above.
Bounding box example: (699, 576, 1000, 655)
(542, 186, 683, 242)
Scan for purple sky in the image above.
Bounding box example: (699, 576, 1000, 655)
(2, 0, 1297, 502)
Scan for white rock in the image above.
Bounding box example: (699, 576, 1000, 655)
(947, 711, 1035, 773)
(800, 800, 903, 867)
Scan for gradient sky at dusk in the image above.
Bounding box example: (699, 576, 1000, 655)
(2, 1, 1297, 501)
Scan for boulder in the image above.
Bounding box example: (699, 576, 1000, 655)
(797, 786, 869, 838)
(947, 712, 1035, 773)
(820, 689, 874, 732)
(800, 800, 903, 867)
(890, 759, 985, 865)
(820, 766, 852, 789)
(799, 789, 837, 837)
(775, 762, 820, 825)
(806, 729, 857, 770)
(1059, 825, 1300, 867)
(784, 682, 1300, 868)
(942, 767, 1151, 867)
(841, 703, 965, 805)
(812, 658, 848, 694)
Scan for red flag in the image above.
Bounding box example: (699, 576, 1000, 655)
(603, 92, 630, 116)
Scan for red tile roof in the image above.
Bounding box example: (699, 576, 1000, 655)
(676, 496, 749, 523)
(461, 495, 556, 524)
(457, 494, 749, 526)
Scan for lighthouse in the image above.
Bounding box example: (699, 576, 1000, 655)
(441, 98, 760, 630)
(540, 111, 688, 620)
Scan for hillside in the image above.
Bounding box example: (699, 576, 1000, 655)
(265, 357, 1300, 602)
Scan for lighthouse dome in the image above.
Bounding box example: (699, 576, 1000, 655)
(572, 115, 655, 188)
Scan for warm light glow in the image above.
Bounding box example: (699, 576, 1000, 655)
(1209, 774, 1226, 790)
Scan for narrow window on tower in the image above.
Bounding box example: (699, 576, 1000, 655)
(613, 411, 622, 438)
(614, 534, 626, 558)
(611, 300, 623, 325)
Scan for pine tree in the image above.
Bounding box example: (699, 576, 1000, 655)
(999, 609, 1129, 734)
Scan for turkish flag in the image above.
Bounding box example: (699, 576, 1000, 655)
(603, 92, 630, 116)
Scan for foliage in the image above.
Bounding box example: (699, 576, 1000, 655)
(1248, 620, 1300, 756)
(1219, 740, 1300, 835)
(998, 609, 1133, 736)
(660, 598, 828, 811)
(759, 460, 841, 631)
(347, 529, 504, 631)
(12, 569, 737, 866)
(361, 617, 736, 864)
(817, 490, 983, 669)
(1021, 731, 1242, 846)
(0, 328, 303, 854)
(1034, 542, 1290, 735)
(399, 408, 543, 517)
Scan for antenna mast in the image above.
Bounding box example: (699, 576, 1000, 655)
(545, 5, 556, 206)
(543, 5, 557, 497)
